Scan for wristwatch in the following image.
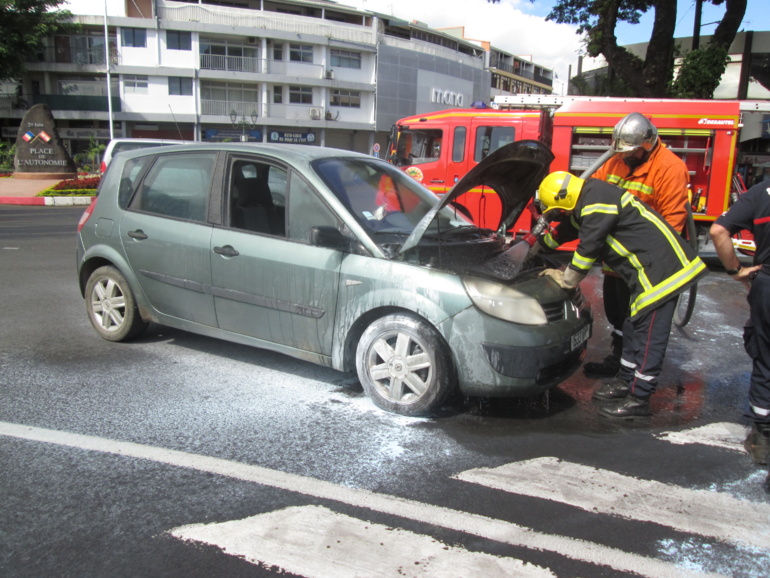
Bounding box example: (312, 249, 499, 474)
(726, 265, 742, 275)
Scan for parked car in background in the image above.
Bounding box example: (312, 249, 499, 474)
(100, 138, 188, 173)
(76, 140, 591, 416)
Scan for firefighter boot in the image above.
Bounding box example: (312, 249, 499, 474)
(599, 395, 651, 419)
(583, 337, 622, 378)
(744, 423, 770, 466)
(592, 376, 630, 401)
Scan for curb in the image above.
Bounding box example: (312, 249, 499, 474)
(0, 196, 94, 206)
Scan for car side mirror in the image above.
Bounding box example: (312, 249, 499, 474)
(309, 226, 352, 252)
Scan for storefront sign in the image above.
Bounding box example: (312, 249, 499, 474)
(268, 131, 316, 144)
(204, 129, 262, 142)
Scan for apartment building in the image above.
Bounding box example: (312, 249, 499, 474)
(0, 0, 554, 158)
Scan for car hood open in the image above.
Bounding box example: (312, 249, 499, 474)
(399, 140, 554, 254)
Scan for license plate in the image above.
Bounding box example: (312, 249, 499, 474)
(571, 325, 590, 351)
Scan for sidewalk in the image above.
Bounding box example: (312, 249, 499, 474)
(0, 177, 94, 206)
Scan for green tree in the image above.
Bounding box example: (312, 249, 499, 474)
(0, 0, 76, 83)
(539, 0, 747, 98)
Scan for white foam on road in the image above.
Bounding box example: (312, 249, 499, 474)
(454, 457, 770, 550)
(0, 421, 719, 578)
(170, 505, 554, 577)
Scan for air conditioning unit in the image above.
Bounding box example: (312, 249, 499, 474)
(247, 36, 258, 45)
(325, 111, 335, 121)
(325, 69, 334, 80)
(309, 108, 322, 120)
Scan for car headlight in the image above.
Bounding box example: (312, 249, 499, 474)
(462, 276, 548, 325)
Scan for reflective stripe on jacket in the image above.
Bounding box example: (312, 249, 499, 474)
(554, 178, 707, 319)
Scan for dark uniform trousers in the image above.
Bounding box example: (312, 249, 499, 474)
(746, 270, 770, 424)
(618, 297, 678, 398)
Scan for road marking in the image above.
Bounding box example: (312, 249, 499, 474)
(656, 421, 748, 452)
(0, 421, 721, 578)
(170, 505, 554, 577)
(454, 457, 770, 550)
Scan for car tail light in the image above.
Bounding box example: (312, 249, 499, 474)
(77, 197, 98, 232)
(100, 161, 106, 173)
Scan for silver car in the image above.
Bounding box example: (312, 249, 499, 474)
(76, 140, 591, 416)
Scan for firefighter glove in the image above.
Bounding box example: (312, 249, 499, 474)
(539, 267, 584, 290)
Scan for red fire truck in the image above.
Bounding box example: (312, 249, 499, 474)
(387, 96, 745, 246)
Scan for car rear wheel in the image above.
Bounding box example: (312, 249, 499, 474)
(85, 265, 146, 342)
(356, 314, 454, 416)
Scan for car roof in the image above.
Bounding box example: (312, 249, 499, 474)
(116, 142, 378, 166)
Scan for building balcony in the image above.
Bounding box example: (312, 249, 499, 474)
(201, 99, 258, 118)
(37, 94, 120, 112)
(200, 54, 260, 74)
(158, 0, 375, 46)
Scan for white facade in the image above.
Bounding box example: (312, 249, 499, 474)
(1, 0, 552, 156)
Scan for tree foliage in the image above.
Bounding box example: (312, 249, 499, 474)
(538, 0, 747, 98)
(0, 0, 77, 83)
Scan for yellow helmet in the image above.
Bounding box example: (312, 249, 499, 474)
(537, 171, 584, 214)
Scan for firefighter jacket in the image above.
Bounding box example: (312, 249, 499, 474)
(593, 142, 689, 233)
(715, 177, 770, 270)
(544, 178, 708, 319)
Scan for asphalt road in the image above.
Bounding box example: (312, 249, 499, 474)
(1, 205, 768, 577)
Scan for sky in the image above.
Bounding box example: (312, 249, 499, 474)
(341, 0, 767, 92)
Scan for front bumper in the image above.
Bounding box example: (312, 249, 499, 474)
(442, 299, 592, 397)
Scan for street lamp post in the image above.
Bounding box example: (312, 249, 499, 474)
(230, 109, 258, 142)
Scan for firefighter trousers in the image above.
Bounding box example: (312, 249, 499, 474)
(618, 297, 677, 399)
(603, 274, 630, 345)
(744, 271, 770, 425)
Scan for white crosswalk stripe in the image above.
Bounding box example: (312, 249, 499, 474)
(454, 457, 770, 550)
(170, 505, 554, 577)
(656, 421, 748, 451)
(0, 421, 718, 578)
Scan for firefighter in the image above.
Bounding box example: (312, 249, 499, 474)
(536, 171, 708, 418)
(709, 176, 770, 467)
(581, 113, 691, 380)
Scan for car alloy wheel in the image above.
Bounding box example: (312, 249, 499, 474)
(356, 313, 454, 416)
(85, 265, 146, 342)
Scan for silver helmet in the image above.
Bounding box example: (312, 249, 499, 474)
(611, 112, 658, 153)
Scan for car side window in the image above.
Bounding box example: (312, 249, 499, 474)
(117, 156, 152, 208)
(287, 173, 339, 243)
(130, 153, 215, 222)
(228, 160, 287, 236)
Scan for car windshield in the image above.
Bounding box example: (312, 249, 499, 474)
(313, 157, 475, 244)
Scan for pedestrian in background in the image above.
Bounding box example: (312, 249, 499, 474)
(582, 113, 691, 381)
(535, 171, 707, 418)
(709, 176, 770, 467)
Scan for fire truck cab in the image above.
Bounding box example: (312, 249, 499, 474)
(387, 108, 552, 232)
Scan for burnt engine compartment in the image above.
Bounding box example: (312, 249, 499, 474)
(395, 231, 563, 283)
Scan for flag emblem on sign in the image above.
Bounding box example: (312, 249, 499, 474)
(22, 131, 36, 142)
(38, 131, 51, 143)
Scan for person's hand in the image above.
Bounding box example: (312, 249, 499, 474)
(733, 264, 762, 287)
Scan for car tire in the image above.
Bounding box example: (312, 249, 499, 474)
(85, 265, 146, 342)
(356, 314, 454, 416)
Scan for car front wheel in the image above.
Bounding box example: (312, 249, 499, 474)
(356, 314, 454, 416)
(85, 265, 146, 342)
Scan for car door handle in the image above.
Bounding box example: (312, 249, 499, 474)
(213, 245, 239, 257)
(430, 179, 445, 183)
(127, 229, 148, 240)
